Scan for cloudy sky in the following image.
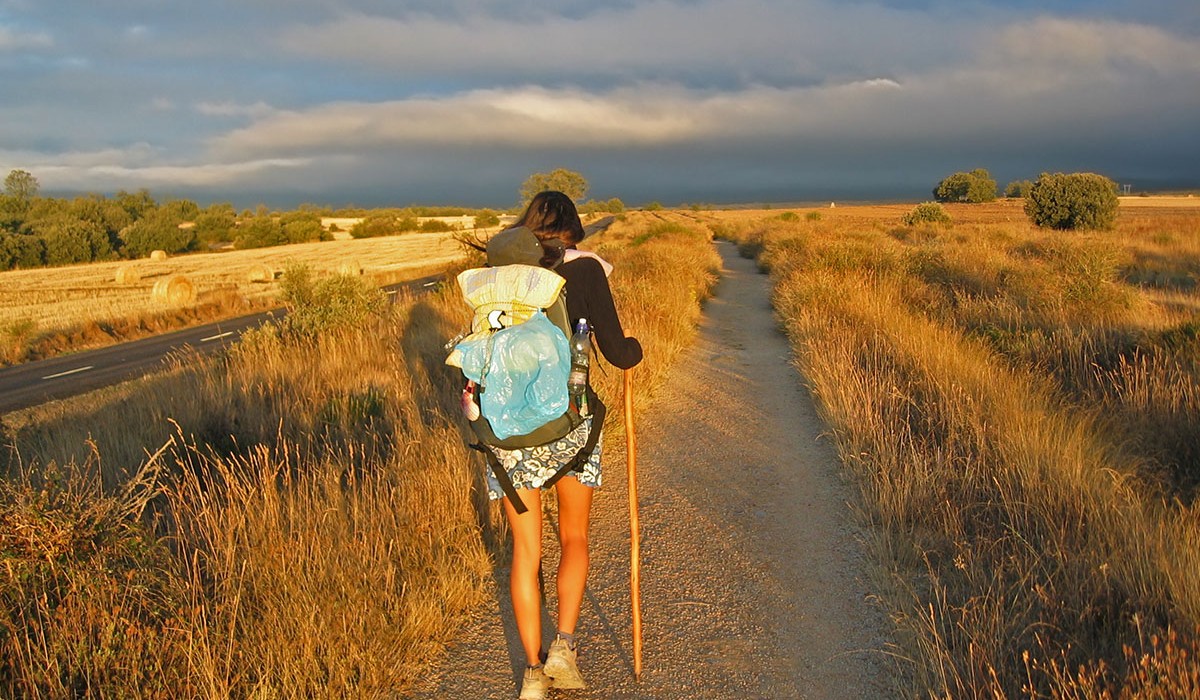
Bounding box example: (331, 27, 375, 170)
(2, 0, 1198, 208)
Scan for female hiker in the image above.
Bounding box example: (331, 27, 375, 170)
(496, 191, 642, 699)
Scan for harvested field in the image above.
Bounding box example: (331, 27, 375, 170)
(0, 232, 464, 342)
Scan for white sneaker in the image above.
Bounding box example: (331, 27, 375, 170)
(543, 636, 586, 689)
(519, 665, 549, 700)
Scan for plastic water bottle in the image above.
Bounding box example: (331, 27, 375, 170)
(567, 318, 591, 414)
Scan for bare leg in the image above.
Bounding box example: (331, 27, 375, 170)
(503, 488, 544, 666)
(554, 475, 594, 635)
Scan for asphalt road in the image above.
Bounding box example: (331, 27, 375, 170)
(0, 274, 443, 414)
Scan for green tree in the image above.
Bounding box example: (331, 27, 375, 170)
(1004, 179, 1033, 198)
(235, 216, 287, 249)
(121, 208, 197, 257)
(934, 168, 997, 203)
(1024, 172, 1119, 230)
(4, 169, 39, 204)
(193, 203, 237, 246)
(30, 214, 114, 265)
(0, 233, 46, 269)
(114, 189, 157, 221)
(520, 168, 589, 205)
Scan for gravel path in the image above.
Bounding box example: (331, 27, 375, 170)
(409, 241, 893, 699)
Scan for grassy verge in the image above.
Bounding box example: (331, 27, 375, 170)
(0, 213, 719, 697)
(714, 205, 1200, 697)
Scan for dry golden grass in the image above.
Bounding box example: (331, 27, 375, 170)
(710, 200, 1200, 698)
(0, 231, 464, 364)
(0, 212, 719, 698)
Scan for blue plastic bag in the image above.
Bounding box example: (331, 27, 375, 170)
(456, 311, 569, 440)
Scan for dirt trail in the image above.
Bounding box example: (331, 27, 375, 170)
(410, 241, 892, 699)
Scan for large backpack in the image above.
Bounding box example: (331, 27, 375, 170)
(446, 227, 605, 513)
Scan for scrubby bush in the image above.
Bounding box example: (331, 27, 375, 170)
(419, 219, 454, 233)
(278, 264, 388, 337)
(281, 212, 326, 244)
(935, 169, 997, 203)
(778, 212, 799, 222)
(1024, 172, 1119, 230)
(474, 210, 500, 228)
(350, 215, 396, 239)
(234, 216, 287, 249)
(903, 202, 952, 226)
(805, 211, 822, 222)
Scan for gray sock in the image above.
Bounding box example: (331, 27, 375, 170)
(556, 630, 577, 650)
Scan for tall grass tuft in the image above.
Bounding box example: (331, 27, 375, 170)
(716, 204, 1200, 697)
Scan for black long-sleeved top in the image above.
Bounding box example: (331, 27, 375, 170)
(556, 257, 642, 370)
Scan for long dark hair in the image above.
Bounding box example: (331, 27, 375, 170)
(515, 191, 586, 248)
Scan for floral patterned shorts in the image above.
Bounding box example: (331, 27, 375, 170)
(485, 418, 602, 500)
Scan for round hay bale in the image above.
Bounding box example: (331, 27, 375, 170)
(150, 249, 169, 261)
(247, 264, 275, 283)
(338, 259, 362, 276)
(114, 265, 140, 284)
(151, 275, 196, 305)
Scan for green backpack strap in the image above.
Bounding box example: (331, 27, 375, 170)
(472, 386, 605, 515)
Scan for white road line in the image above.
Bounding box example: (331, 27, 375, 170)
(201, 331, 234, 342)
(43, 366, 94, 380)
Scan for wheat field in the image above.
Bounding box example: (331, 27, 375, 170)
(0, 231, 465, 364)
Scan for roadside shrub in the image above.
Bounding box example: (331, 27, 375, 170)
(934, 168, 997, 203)
(278, 264, 387, 337)
(1025, 172, 1119, 230)
(903, 202, 952, 226)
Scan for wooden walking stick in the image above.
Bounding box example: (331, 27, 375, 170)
(623, 367, 643, 679)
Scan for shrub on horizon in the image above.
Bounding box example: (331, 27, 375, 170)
(903, 202, 952, 226)
(1024, 172, 1119, 230)
(934, 168, 997, 203)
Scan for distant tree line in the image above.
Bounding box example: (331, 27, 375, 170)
(0, 170, 342, 271)
(0, 170, 559, 271)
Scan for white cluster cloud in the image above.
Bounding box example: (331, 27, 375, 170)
(211, 15, 1200, 160)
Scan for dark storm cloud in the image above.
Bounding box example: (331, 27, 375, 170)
(1, 0, 1197, 205)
